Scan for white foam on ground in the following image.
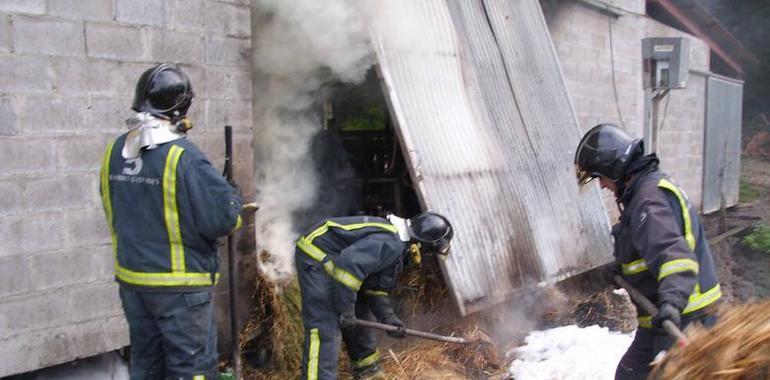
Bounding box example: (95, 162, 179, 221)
(509, 325, 634, 380)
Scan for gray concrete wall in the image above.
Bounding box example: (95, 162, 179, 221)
(0, 0, 254, 376)
(543, 0, 709, 209)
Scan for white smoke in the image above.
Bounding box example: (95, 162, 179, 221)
(251, 0, 375, 279)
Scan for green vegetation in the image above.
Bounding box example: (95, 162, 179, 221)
(739, 178, 762, 203)
(743, 224, 770, 255)
(340, 106, 386, 131)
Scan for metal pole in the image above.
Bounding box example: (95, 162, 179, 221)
(613, 275, 689, 346)
(353, 319, 475, 344)
(224, 125, 242, 379)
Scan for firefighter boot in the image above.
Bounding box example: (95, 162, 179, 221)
(353, 361, 386, 380)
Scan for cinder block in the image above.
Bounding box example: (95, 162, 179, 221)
(0, 55, 53, 93)
(202, 67, 252, 100)
(66, 209, 112, 249)
(207, 100, 252, 131)
(0, 216, 22, 256)
(22, 95, 90, 135)
(204, 36, 250, 66)
(0, 255, 30, 298)
(168, 0, 219, 33)
(116, 0, 165, 27)
(0, 179, 23, 217)
(14, 16, 85, 57)
(85, 23, 146, 61)
(0, 290, 74, 338)
(0, 313, 128, 377)
(225, 2, 251, 38)
(0, 96, 19, 136)
(24, 175, 92, 211)
(68, 282, 123, 320)
(0, 0, 45, 14)
(56, 135, 117, 172)
(51, 57, 127, 96)
(0, 14, 10, 53)
(29, 249, 108, 291)
(148, 28, 203, 64)
(17, 212, 70, 254)
(0, 138, 56, 175)
(49, 0, 113, 21)
(88, 97, 132, 133)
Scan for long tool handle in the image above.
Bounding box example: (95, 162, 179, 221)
(613, 275, 689, 346)
(353, 319, 473, 344)
(224, 125, 242, 379)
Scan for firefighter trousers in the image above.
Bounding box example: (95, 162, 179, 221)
(296, 250, 380, 380)
(119, 286, 218, 380)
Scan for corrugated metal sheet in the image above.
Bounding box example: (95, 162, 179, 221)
(702, 74, 743, 213)
(370, 0, 613, 315)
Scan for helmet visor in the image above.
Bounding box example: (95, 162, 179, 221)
(575, 165, 597, 191)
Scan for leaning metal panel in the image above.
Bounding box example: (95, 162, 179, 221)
(370, 0, 613, 315)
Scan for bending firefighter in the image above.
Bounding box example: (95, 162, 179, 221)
(575, 123, 721, 380)
(295, 212, 454, 380)
(100, 63, 242, 379)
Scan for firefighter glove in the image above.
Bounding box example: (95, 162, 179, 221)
(382, 315, 406, 339)
(652, 303, 681, 329)
(339, 310, 357, 330)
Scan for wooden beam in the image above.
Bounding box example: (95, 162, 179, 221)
(653, 0, 744, 76)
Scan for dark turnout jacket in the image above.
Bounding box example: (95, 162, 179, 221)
(613, 169, 721, 328)
(296, 216, 406, 316)
(100, 134, 242, 291)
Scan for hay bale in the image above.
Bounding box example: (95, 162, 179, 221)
(241, 273, 304, 379)
(651, 302, 770, 380)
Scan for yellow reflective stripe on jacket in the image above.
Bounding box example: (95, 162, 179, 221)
(638, 315, 652, 329)
(305, 221, 397, 242)
(683, 284, 721, 314)
(192, 375, 205, 380)
(115, 264, 218, 286)
(636, 285, 721, 328)
(308, 328, 320, 380)
(658, 258, 699, 281)
(363, 290, 389, 297)
(297, 220, 395, 290)
(621, 259, 648, 275)
(100, 140, 117, 258)
(658, 179, 696, 251)
(163, 145, 186, 273)
(333, 267, 363, 291)
(353, 350, 380, 369)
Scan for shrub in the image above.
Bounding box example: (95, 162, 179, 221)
(742, 223, 770, 254)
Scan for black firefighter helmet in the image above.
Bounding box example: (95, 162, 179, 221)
(407, 212, 453, 256)
(574, 123, 643, 189)
(132, 63, 195, 120)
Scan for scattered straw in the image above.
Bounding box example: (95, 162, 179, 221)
(651, 302, 770, 380)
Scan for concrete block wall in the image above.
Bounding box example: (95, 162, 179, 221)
(544, 0, 646, 138)
(544, 0, 709, 209)
(643, 19, 709, 209)
(0, 0, 254, 376)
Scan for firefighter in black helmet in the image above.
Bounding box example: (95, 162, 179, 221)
(295, 211, 453, 380)
(100, 63, 241, 379)
(575, 123, 720, 380)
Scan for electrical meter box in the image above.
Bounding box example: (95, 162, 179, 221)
(642, 37, 690, 89)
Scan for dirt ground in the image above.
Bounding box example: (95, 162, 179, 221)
(705, 157, 770, 302)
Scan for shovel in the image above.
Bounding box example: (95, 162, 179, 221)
(353, 319, 484, 345)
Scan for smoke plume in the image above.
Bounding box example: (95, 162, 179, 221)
(250, 0, 374, 279)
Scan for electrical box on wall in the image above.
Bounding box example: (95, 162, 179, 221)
(642, 37, 690, 89)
